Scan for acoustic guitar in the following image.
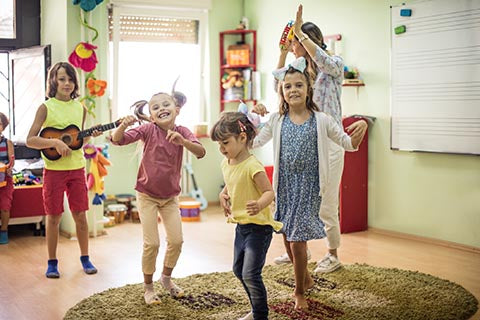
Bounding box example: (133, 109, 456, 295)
(39, 120, 122, 160)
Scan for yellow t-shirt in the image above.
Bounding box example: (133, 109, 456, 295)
(221, 155, 283, 232)
(42, 98, 86, 170)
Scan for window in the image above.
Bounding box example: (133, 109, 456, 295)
(0, 0, 16, 39)
(0, 46, 50, 140)
(108, 5, 207, 129)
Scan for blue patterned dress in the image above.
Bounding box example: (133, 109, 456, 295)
(275, 113, 326, 242)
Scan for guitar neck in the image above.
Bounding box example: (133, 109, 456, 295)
(190, 173, 199, 190)
(78, 122, 120, 139)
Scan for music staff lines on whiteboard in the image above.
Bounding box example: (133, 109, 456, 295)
(395, 44, 480, 60)
(402, 7, 480, 27)
(395, 8, 480, 37)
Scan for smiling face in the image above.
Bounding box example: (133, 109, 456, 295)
(55, 67, 75, 101)
(282, 71, 308, 108)
(148, 93, 179, 130)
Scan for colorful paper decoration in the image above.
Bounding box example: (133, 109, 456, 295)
(72, 0, 104, 12)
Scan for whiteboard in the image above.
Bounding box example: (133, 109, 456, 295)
(390, 0, 480, 155)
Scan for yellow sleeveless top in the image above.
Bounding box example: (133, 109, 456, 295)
(42, 98, 86, 170)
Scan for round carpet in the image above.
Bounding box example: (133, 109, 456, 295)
(64, 263, 478, 320)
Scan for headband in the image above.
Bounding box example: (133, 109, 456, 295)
(238, 101, 263, 129)
(272, 56, 307, 80)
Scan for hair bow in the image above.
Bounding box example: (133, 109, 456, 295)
(238, 102, 263, 129)
(272, 56, 307, 80)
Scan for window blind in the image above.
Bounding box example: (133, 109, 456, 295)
(108, 14, 199, 44)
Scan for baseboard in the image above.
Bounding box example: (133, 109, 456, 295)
(369, 227, 480, 254)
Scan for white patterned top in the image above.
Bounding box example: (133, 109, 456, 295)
(311, 46, 344, 127)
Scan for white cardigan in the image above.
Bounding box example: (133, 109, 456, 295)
(253, 111, 356, 197)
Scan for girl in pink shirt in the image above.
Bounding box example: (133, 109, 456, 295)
(110, 90, 205, 305)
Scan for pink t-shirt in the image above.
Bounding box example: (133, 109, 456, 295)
(111, 122, 200, 199)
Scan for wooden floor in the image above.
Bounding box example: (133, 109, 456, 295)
(1, 206, 479, 320)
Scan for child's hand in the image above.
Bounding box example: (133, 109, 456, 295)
(91, 124, 103, 137)
(219, 192, 232, 217)
(346, 120, 368, 148)
(252, 103, 269, 116)
(166, 130, 185, 146)
(121, 115, 137, 128)
(246, 200, 261, 216)
(54, 140, 71, 157)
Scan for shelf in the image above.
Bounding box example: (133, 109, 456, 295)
(220, 29, 257, 112)
(342, 83, 365, 87)
(221, 99, 256, 104)
(220, 29, 256, 35)
(221, 64, 255, 69)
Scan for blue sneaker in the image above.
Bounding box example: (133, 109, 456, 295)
(80, 255, 98, 274)
(46, 259, 60, 278)
(0, 230, 8, 244)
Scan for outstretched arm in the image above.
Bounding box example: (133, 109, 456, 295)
(110, 115, 137, 143)
(293, 4, 343, 77)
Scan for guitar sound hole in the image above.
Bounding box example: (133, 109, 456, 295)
(61, 135, 72, 145)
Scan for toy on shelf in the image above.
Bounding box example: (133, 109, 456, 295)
(342, 66, 364, 86)
(222, 69, 244, 89)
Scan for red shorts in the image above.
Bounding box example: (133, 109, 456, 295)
(0, 176, 14, 211)
(43, 168, 89, 215)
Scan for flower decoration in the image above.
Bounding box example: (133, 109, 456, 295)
(87, 78, 107, 97)
(68, 42, 98, 72)
(72, 0, 104, 12)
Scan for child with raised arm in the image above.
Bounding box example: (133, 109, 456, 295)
(0, 112, 14, 244)
(253, 57, 367, 310)
(211, 112, 282, 320)
(268, 4, 353, 273)
(110, 90, 205, 305)
(26, 62, 101, 278)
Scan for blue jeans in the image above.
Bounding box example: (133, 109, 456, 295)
(233, 224, 273, 320)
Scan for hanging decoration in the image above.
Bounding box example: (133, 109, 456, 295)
(87, 78, 107, 97)
(68, 42, 98, 72)
(83, 144, 111, 205)
(72, 0, 104, 12)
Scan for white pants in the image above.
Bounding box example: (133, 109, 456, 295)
(319, 140, 345, 250)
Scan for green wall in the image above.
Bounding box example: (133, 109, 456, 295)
(243, 0, 480, 248)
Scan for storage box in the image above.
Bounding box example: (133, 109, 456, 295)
(227, 44, 250, 65)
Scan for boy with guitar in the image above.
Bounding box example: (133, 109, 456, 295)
(26, 62, 103, 278)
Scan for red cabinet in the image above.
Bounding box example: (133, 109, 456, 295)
(339, 116, 369, 233)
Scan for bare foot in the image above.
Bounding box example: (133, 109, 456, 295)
(294, 294, 308, 310)
(305, 276, 314, 290)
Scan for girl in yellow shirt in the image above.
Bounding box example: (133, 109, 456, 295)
(211, 112, 282, 320)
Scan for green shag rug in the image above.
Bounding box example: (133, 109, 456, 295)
(64, 263, 478, 320)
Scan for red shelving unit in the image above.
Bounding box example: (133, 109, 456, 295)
(219, 29, 257, 112)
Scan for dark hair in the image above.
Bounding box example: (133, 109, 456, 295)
(210, 112, 256, 148)
(277, 68, 318, 115)
(0, 112, 9, 129)
(299, 22, 328, 82)
(132, 91, 187, 122)
(46, 62, 80, 99)
(301, 22, 326, 50)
